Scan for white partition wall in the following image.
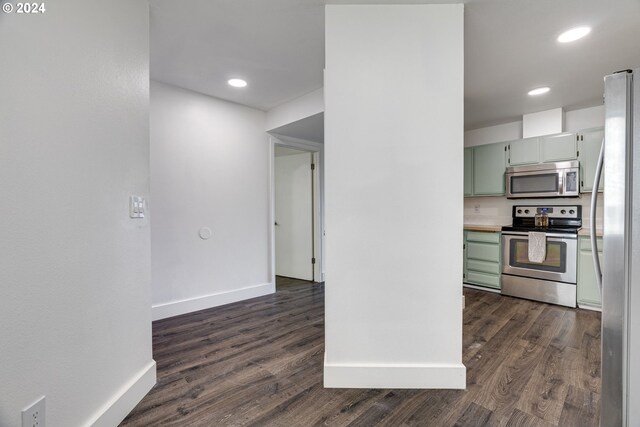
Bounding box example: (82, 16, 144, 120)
(0, 0, 154, 425)
(324, 4, 465, 389)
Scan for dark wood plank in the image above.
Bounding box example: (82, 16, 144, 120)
(580, 328, 602, 393)
(558, 386, 600, 427)
(522, 305, 566, 348)
(120, 280, 602, 427)
(453, 402, 494, 427)
(463, 295, 528, 361)
(515, 343, 574, 424)
(504, 409, 556, 427)
(473, 339, 545, 423)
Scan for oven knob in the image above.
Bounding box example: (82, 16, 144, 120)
(569, 209, 575, 214)
(517, 209, 522, 214)
(561, 209, 566, 214)
(524, 209, 530, 214)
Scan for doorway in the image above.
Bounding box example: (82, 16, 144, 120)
(270, 137, 323, 285)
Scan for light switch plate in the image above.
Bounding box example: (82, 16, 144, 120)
(129, 196, 145, 219)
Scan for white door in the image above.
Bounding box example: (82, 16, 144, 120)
(275, 149, 313, 281)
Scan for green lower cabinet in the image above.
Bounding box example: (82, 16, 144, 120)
(577, 236, 603, 309)
(463, 230, 501, 290)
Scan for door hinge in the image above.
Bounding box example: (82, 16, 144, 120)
(311, 163, 315, 170)
(312, 257, 316, 264)
(577, 150, 580, 157)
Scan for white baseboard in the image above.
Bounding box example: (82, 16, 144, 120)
(88, 360, 156, 427)
(323, 353, 466, 389)
(463, 283, 501, 294)
(578, 304, 602, 312)
(152, 282, 275, 321)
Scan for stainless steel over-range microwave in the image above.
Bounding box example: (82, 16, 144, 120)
(505, 161, 579, 198)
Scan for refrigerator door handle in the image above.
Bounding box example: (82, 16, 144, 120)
(590, 137, 604, 293)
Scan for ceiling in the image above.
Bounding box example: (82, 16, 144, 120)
(151, 0, 640, 130)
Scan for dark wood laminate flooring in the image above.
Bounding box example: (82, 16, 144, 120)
(121, 277, 601, 427)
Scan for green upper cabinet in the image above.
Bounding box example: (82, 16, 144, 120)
(507, 133, 577, 166)
(472, 142, 506, 196)
(578, 127, 605, 193)
(540, 132, 578, 162)
(465, 129, 601, 197)
(507, 137, 539, 166)
(464, 147, 473, 197)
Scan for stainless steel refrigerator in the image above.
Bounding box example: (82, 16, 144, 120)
(592, 68, 640, 426)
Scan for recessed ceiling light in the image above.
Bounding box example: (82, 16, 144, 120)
(227, 78, 247, 88)
(528, 87, 550, 96)
(557, 26, 591, 43)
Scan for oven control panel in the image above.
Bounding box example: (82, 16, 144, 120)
(513, 205, 580, 219)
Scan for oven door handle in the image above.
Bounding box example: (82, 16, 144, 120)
(590, 137, 604, 294)
(502, 231, 577, 239)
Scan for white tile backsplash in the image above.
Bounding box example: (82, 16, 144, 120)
(464, 193, 604, 228)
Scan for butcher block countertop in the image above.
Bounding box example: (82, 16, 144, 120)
(463, 224, 504, 233)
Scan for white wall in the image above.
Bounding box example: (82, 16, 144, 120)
(522, 108, 564, 138)
(324, 4, 465, 388)
(150, 81, 272, 320)
(266, 88, 324, 131)
(464, 104, 604, 147)
(565, 105, 605, 132)
(0, 1, 155, 426)
(464, 121, 523, 147)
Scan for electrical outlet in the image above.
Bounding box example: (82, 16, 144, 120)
(22, 396, 45, 427)
(474, 204, 480, 213)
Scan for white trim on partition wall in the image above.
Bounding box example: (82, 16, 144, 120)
(86, 360, 156, 427)
(324, 353, 466, 389)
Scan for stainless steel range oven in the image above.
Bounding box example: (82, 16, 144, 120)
(501, 205, 581, 308)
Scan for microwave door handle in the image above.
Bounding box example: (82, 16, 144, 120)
(558, 172, 564, 195)
(590, 137, 605, 294)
